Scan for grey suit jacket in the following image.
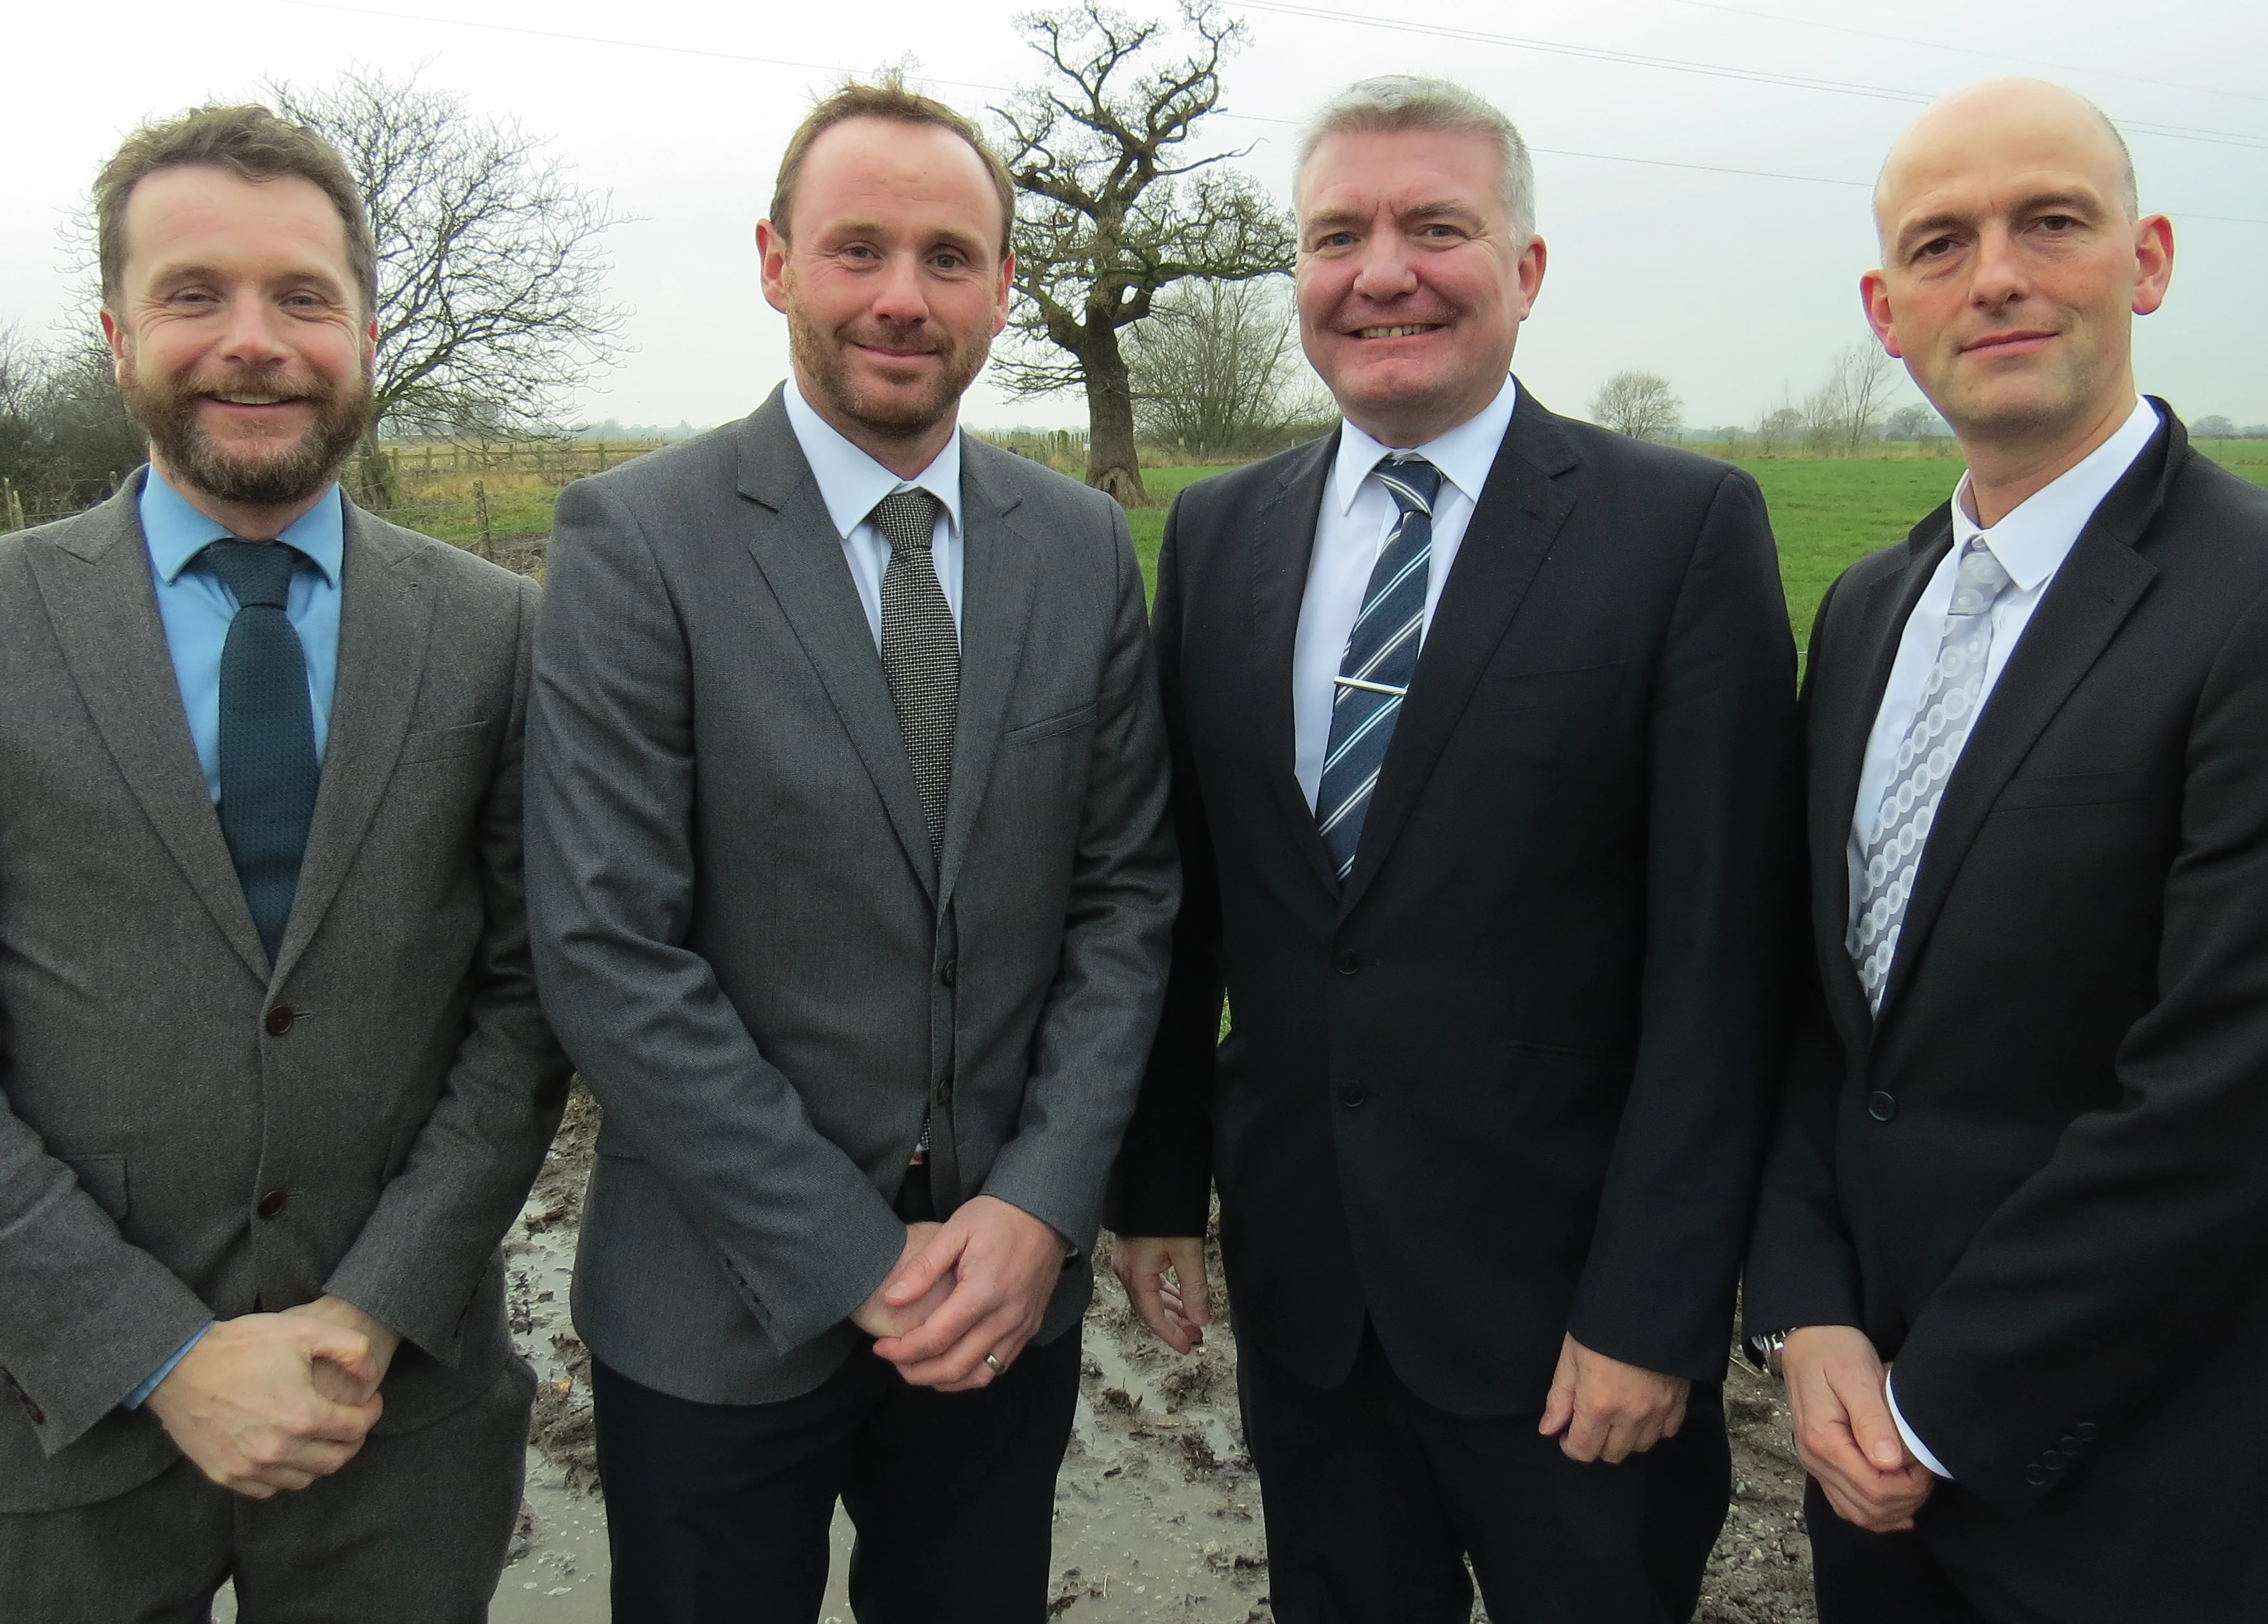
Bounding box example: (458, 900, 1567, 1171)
(0, 474, 571, 1513)
(526, 388, 1178, 1405)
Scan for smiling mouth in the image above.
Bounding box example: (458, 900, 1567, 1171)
(203, 392, 305, 406)
(1353, 324, 1444, 340)
(1961, 331, 2056, 356)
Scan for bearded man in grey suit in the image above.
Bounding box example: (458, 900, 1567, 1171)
(525, 76, 1177, 1624)
(0, 106, 569, 1622)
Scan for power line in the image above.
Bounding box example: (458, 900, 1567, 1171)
(261, 0, 2268, 223)
(1232, 0, 2268, 151)
(1658, 0, 2268, 108)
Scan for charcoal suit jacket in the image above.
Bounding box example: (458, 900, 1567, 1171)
(525, 389, 1177, 1407)
(1109, 386, 1801, 1413)
(1746, 404, 2268, 1621)
(0, 474, 570, 1513)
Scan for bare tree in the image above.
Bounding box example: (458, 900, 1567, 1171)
(1589, 370, 1683, 443)
(1884, 401, 1946, 443)
(0, 324, 144, 520)
(1802, 341, 1902, 456)
(265, 67, 628, 501)
(993, 2, 1296, 506)
(1750, 398, 1803, 457)
(1127, 277, 1319, 457)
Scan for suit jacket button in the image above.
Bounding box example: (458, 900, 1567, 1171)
(2024, 1464, 2049, 1486)
(2059, 1435, 2080, 1452)
(939, 958, 957, 987)
(2042, 1455, 2064, 1472)
(256, 1188, 291, 1220)
(1866, 1090, 1897, 1122)
(1334, 949, 1362, 975)
(2074, 1422, 2099, 1442)
(265, 1006, 296, 1036)
(1339, 1084, 1367, 1108)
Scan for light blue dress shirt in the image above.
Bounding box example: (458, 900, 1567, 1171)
(139, 467, 345, 804)
(781, 376, 964, 647)
(122, 467, 347, 1410)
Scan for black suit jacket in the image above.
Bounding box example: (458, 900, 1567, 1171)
(1746, 404, 2268, 1622)
(1109, 387, 1800, 1414)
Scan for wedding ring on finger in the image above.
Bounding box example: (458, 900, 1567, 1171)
(984, 1353, 1006, 1376)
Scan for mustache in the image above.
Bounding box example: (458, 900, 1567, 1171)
(840, 321, 948, 355)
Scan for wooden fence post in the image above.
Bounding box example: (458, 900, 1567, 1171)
(473, 479, 492, 559)
(4, 479, 24, 533)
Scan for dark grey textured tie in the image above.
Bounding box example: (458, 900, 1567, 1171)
(200, 539, 320, 965)
(872, 489, 958, 862)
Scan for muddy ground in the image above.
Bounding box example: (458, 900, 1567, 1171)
(483, 1090, 1817, 1623)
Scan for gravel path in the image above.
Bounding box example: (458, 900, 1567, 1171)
(489, 1091, 1819, 1622)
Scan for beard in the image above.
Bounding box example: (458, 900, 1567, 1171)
(120, 353, 371, 508)
(787, 299, 990, 444)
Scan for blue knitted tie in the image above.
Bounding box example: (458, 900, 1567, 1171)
(1316, 455, 1442, 883)
(200, 539, 320, 965)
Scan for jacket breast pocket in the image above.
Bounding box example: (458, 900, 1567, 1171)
(398, 719, 495, 766)
(1000, 701, 1098, 747)
(1994, 769, 2155, 811)
(1481, 662, 1627, 711)
(64, 1155, 129, 1225)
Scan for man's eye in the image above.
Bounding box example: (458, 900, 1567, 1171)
(2037, 215, 2077, 233)
(1916, 237, 1956, 259)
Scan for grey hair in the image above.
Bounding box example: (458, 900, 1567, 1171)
(1295, 76, 1536, 242)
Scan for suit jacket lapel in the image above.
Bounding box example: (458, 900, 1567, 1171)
(1249, 434, 1342, 898)
(1338, 390, 1577, 918)
(937, 446, 1039, 911)
(271, 506, 433, 984)
(736, 391, 938, 903)
(1873, 422, 2175, 1025)
(27, 477, 270, 982)
(1811, 519, 1954, 1047)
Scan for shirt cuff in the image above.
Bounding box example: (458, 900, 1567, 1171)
(1884, 1370, 1953, 1480)
(124, 1323, 214, 1410)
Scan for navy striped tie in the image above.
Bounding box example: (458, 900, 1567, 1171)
(1316, 455, 1442, 883)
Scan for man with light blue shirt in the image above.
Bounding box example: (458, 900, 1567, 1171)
(0, 104, 566, 1621)
(525, 75, 1174, 1624)
(1746, 80, 2268, 1624)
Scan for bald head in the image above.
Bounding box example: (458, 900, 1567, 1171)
(1876, 79, 2137, 249)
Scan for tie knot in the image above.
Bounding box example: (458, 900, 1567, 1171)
(871, 489, 942, 556)
(1948, 537, 2013, 616)
(1373, 455, 1443, 519)
(201, 539, 301, 610)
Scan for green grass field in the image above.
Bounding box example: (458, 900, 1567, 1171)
(1123, 451, 2268, 641)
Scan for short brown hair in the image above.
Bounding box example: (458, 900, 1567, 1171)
(96, 104, 377, 312)
(770, 73, 1017, 261)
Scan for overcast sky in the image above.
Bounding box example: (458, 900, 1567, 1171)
(6, 0, 2264, 434)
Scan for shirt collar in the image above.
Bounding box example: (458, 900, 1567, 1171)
(1331, 374, 1521, 518)
(138, 465, 344, 588)
(1949, 396, 2161, 593)
(782, 376, 964, 541)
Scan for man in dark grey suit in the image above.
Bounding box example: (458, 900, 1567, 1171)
(525, 76, 1177, 1624)
(0, 107, 569, 1621)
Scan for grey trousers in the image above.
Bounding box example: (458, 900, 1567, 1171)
(0, 1359, 534, 1624)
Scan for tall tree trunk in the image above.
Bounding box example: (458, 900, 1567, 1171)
(1081, 335, 1149, 509)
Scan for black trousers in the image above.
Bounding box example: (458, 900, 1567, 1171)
(1237, 1324, 1729, 1624)
(591, 1166, 1081, 1624)
(1806, 1480, 2064, 1624)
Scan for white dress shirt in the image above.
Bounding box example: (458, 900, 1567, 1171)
(1292, 375, 1520, 808)
(782, 376, 964, 649)
(1851, 394, 2161, 1480)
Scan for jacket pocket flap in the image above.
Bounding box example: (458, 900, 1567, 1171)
(1483, 662, 1626, 710)
(1996, 769, 2154, 810)
(1000, 701, 1099, 746)
(399, 719, 495, 765)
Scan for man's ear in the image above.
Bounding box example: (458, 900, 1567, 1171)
(2131, 214, 2174, 318)
(757, 219, 791, 316)
(992, 251, 1016, 338)
(100, 307, 129, 380)
(1860, 270, 1903, 360)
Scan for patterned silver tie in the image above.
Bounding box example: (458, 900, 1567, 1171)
(871, 489, 957, 862)
(1848, 537, 2015, 1012)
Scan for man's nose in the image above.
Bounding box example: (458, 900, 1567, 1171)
(1968, 223, 2033, 310)
(1350, 232, 1421, 302)
(870, 252, 934, 324)
(211, 294, 294, 367)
